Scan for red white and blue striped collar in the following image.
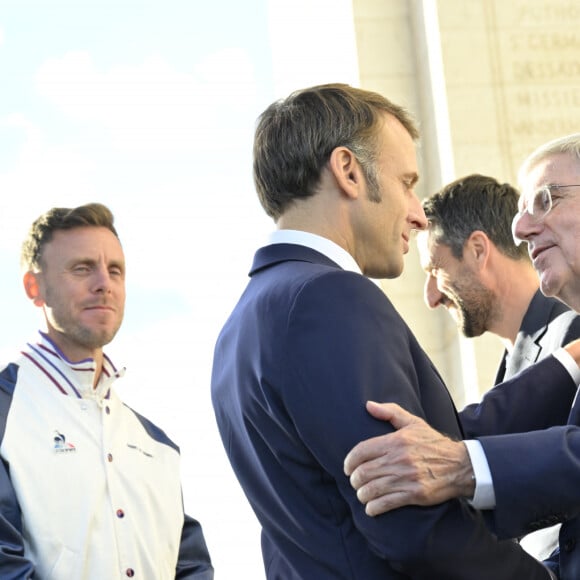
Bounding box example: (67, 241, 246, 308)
(21, 331, 126, 399)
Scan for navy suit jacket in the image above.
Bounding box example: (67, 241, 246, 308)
(460, 289, 580, 574)
(461, 290, 580, 438)
(494, 289, 580, 385)
(211, 244, 571, 579)
(466, 292, 580, 579)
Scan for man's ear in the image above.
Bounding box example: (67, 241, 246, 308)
(23, 271, 45, 307)
(464, 231, 491, 268)
(327, 146, 363, 200)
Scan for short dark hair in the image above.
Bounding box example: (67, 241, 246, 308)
(253, 83, 419, 220)
(21, 202, 119, 271)
(422, 174, 528, 260)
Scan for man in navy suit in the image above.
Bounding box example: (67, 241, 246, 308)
(211, 84, 578, 578)
(419, 174, 580, 558)
(345, 134, 580, 579)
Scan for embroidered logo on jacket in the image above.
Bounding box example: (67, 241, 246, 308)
(53, 431, 76, 453)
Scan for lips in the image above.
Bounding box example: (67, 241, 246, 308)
(529, 243, 554, 262)
(84, 305, 115, 313)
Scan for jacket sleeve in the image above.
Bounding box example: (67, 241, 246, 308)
(175, 513, 214, 579)
(0, 457, 35, 579)
(460, 357, 577, 437)
(0, 366, 35, 579)
(479, 425, 580, 540)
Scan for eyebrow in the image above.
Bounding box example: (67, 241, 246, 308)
(67, 257, 96, 267)
(67, 257, 125, 270)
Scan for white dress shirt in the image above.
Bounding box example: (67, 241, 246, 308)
(268, 229, 361, 274)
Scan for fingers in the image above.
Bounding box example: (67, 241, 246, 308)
(350, 449, 423, 501)
(349, 453, 389, 490)
(343, 434, 390, 476)
(357, 475, 432, 516)
(365, 491, 414, 517)
(344, 402, 425, 476)
(365, 401, 422, 430)
(355, 473, 396, 503)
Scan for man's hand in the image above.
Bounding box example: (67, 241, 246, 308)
(343, 401, 475, 516)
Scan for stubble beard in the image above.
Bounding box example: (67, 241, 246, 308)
(456, 289, 494, 338)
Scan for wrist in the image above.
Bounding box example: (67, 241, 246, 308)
(564, 338, 580, 366)
(456, 442, 476, 498)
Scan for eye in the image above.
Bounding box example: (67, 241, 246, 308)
(72, 264, 90, 274)
(109, 266, 124, 277)
(532, 187, 551, 214)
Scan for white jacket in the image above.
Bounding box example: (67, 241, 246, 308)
(0, 332, 212, 579)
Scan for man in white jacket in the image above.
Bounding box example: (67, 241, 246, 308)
(0, 202, 213, 579)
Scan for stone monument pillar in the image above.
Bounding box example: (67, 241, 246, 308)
(352, 0, 580, 404)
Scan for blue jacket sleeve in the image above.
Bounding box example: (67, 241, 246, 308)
(0, 365, 35, 579)
(0, 457, 35, 578)
(460, 357, 577, 437)
(479, 425, 580, 540)
(175, 513, 214, 579)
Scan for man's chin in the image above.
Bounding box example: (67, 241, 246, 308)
(539, 271, 559, 299)
(82, 327, 120, 350)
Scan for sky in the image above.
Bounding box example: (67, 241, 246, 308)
(0, 1, 359, 576)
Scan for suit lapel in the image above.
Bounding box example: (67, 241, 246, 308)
(504, 290, 552, 380)
(493, 352, 508, 385)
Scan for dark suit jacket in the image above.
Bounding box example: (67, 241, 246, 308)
(461, 290, 580, 437)
(454, 291, 580, 578)
(211, 243, 571, 579)
(494, 289, 580, 384)
(460, 289, 580, 575)
(478, 414, 580, 579)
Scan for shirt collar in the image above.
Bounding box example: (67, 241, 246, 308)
(268, 230, 362, 275)
(23, 331, 125, 399)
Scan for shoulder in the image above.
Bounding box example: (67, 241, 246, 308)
(294, 269, 395, 310)
(123, 404, 180, 454)
(0, 363, 19, 443)
(545, 305, 580, 341)
(0, 362, 19, 395)
(287, 270, 408, 334)
(524, 292, 580, 343)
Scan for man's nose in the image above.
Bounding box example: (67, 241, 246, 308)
(92, 266, 112, 293)
(410, 194, 428, 232)
(512, 211, 541, 246)
(424, 274, 444, 309)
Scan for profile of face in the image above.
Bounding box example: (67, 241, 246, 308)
(24, 226, 126, 361)
(417, 230, 494, 337)
(513, 152, 580, 312)
(354, 114, 427, 279)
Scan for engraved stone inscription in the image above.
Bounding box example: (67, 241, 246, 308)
(494, 1, 580, 144)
